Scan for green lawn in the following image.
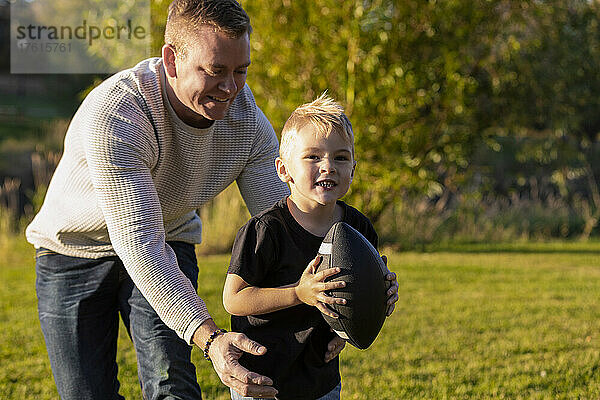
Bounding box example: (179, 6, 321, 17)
(1, 236, 600, 399)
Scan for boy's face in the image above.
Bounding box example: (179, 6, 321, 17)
(277, 126, 355, 209)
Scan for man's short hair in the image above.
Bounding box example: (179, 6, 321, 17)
(280, 92, 355, 161)
(164, 0, 252, 57)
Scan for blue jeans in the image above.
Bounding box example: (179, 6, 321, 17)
(230, 381, 341, 400)
(35, 241, 203, 400)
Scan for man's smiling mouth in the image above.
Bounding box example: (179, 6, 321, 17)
(208, 95, 229, 103)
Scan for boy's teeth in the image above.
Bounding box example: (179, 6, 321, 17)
(317, 181, 335, 188)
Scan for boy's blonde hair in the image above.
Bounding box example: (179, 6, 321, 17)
(280, 93, 354, 161)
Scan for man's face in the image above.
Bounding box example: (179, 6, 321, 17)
(165, 26, 250, 126)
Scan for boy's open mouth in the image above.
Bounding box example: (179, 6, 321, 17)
(316, 180, 336, 188)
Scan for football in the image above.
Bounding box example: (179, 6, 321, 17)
(316, 222, 389, 349)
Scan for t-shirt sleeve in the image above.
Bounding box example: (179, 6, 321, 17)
(228, 218, 277, 286)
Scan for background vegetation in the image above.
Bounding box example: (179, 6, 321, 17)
(1, 1, 600, 398)
(2, 0, 600, 252)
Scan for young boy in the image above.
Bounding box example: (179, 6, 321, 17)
(223, 94, 398, 400)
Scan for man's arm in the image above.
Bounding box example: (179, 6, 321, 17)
(82, 89, 210, 343)
(236, 107, 290, 215)
(84, 92, 279, 396)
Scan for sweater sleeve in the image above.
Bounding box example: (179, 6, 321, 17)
(82, 83, 211, 344)
(236, 107, 290, 216)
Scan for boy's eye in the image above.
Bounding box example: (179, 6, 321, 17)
(305, 155, 319, 160)
(335, 156, 350, 161)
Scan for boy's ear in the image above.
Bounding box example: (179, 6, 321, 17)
(275, 157, 293, 183)
(162, 44, 178, 78)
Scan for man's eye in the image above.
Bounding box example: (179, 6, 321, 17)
(335, 156, 350, 161)
(235, 69, 248, 75)
(201, 68, 219, 76)
(305, 155, 319, 160)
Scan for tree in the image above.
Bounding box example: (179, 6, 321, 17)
(149, 0, 599, 239)
(484, 0, 600, 238)
(242, 0, 529, 223)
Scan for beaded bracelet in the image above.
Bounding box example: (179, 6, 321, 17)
(203, 328, 227, 361)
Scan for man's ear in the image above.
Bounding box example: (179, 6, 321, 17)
(162, 44, 178, 78)
(275, 157, 293, 183)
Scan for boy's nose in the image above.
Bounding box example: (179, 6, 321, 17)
(320, 159, 336, 173)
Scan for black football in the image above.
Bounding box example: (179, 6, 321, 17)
(316, 222, 388, 349)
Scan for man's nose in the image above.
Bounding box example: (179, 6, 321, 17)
(218, 74, 237, 95)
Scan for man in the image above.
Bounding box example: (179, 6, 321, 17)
(27, 0, 399, 398)
(27, 1, 290, 398)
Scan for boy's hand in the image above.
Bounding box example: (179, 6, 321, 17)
(324, 331, 346, 362)
(295, 255, 347, 318)
(382, 255, 399, 316)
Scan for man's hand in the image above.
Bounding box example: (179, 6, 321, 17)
(208, 332, 278, 398)
(382, 255, 399, 316)
(194, 323, 277, 398)
(324, 332, 346, 363)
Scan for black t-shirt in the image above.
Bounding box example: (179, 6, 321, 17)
(228, 197, 378, 400)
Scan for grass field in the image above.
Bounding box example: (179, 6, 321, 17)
(1, 236, 600, 399)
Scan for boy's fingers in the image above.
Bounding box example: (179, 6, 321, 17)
(324, 335, 346, 362)
(386, 303, 396, 316)
(312, 255, 322, 266)
(322, 280, 345, 292)
(315, 267, 340, 281)
(302, 255, 321, 275)
(316, 303, 338, 318)
(308, 255, 322, 274)
(318, 293, 346, 305)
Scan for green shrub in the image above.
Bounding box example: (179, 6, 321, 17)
(376, 193, 587, 251)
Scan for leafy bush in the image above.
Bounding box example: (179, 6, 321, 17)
(377, 192, 587, 251)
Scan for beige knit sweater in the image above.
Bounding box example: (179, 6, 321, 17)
(26, 57, 290, 343)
